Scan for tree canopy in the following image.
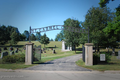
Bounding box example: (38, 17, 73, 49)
(39, 33, 50, 48)
(36, 32, 41, 41)
(63, 18, 81, 54)
(83, 6, 116, 53)
(99, 0, 115, 8)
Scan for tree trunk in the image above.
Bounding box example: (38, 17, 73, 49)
(112, 47, 115, 56)
(97, 44, 99, 54)
(108, 48, 109, 54)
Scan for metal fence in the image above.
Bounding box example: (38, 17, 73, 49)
(33, 45, 41, 61)
(82, 45, 85, 62)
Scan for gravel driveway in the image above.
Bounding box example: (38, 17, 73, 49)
(24, 54, 91, 71)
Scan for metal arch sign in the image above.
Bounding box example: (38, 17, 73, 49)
(29, 25, 89, 43)
(30, 25, 88, 34)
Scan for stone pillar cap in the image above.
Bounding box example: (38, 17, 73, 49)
(26, 42, 34, 45)
(85, 43, 93, 46)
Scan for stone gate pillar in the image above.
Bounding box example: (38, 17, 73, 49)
(25, 43, 34, 65)
(85, 43, 93, 66)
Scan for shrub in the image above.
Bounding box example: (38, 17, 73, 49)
(2, 54, 25, 63)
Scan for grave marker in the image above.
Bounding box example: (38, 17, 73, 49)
(53, 49, 56, 54)
(15, 49, 18, 53)
(3, 47, 7, 50)
(117, 51, 120, 59)
(0, 52, 8, 59)
(100, 54, 106, 61)
(10, 51, 14, 55)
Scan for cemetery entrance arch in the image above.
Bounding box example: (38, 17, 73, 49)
(25, 25, 89, 65)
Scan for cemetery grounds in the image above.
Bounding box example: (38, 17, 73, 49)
(0, 41, 81, 69)
(0, 41, 120, 71)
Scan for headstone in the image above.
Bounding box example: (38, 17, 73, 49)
(3, 47, 7, 50)
(16, 47, 18, 50)
(53, 49, 56, 54)
(106, 47, 107, 49)
(15, 49, 18, 53)
(10, 51, 14, 55)
(43, 51, 46, 53)
(100, 54, 106, 61)
(55, 45, 56, 48)
(117, 51, 120, 59)
(38, 45, 41, 48)
(40, 49, 43, 53)
(51, 48, 53, 50)
(19, 49, 22, 52)
(0, 52, 8, 59)
(9, 47, 13, 51)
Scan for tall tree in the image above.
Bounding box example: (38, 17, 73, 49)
(0, 25, 7, 45)
(84, 6, 115, 53)
(36, 32, 41, 41)
(39, 33, 50, 48)
(31, 34, 36, 41)
(9, 31, 20, 45)
(55, 38, 58, 41)
(78, 22, 88, 45)
(63, 18, 81, 54)
(55, 34, 60, 41)
(23, 30, 29, 41)
(103, 5, 120, 55)
(19, 33, 26, 41)
(0, 25, 21, 45)
(50, 38, 53, 41)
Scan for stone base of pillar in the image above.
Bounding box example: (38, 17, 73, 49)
(25, 43, 34, 65)
(85, 43, 93, 66)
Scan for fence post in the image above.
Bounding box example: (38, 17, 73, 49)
(40, 45, 41, 60)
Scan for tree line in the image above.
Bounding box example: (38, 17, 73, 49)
(0, 25, 41, 45)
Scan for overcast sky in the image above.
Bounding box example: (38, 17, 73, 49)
(0, 0, 120, 40)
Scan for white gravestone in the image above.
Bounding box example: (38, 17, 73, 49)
(117, 51, 120, 59)
(100, 54, 106, 61)
(0, 52, 8, 59)
(10, 51, 14, 55)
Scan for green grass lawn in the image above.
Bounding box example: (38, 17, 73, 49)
(76, 56, 120, 71)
